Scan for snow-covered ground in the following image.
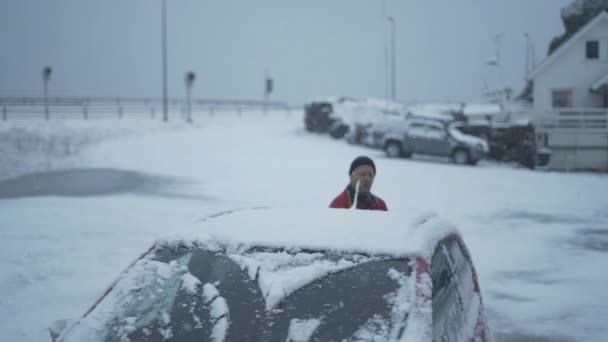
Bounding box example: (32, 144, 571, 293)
(0, 111, 607, 341)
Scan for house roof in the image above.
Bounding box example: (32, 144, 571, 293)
(162, 207, 459, 258)
(529, 11, 608, 80)
(591, 71, 608, 91)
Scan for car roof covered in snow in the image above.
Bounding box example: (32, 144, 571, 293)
(159, 208, 460, 258)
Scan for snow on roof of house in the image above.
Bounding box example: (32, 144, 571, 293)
(529, 11, 608, 79)
(562, 0, 605, 18)
(591, 71, 608, 91)
(161, 208, 459, 258)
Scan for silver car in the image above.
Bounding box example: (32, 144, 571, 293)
(380, 118, 489, 165)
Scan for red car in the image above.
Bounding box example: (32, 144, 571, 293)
(53, 208, 492, 341)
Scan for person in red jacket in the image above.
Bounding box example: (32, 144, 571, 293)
(330, 156, 388, 211)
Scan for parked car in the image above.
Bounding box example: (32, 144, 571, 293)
(305, 97, 406, 141)
(304, 100, 337, 133)
(303, 100, 350, 139)
(52, 208, 492, 342)
(378, 117, 489, 165)
(345, 122, 373, 145)
(452, 121, 551, 169)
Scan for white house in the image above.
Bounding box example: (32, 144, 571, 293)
(530, 11, 608, 110)
(525, 10, 608, 171)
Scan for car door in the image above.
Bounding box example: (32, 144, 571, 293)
(431, 237, 486, 342)
(424, 121, 450, 157)
(444, 237, 487, 341)
(431, 242, 466, 342)
(406, 121, 427, 153)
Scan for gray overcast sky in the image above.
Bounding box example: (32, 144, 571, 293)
(0, 0, 572, 105)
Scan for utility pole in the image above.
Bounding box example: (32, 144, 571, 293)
(185, 71, 196, 123)
(387, 16, 397, 101)
(161, 0, 168, 122)
(524, 33, 536, 80)
(524, 33, 530, 80)
(42, 66, 52, 120)
(382, 0, 389, 101)
(264, 69, 273, 114)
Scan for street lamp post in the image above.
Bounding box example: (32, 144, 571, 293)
(524, 33, 536, 81)
(384, 45, 390, 101)
(42, 66, 52, 120)
(185, 71, 196, 123)
(382, 0, 389, 100)
(161, 0, 168, 122)
(264, 70, 273, 115)
(387, 16, 396, 101)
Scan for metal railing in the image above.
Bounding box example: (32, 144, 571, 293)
(518, 108, 608, 130)
(0, 96, 293, 121)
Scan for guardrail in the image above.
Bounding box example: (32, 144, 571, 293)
(0, 96, 293, 121)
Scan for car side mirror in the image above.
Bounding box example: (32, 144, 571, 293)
(49, 319, 74, 341)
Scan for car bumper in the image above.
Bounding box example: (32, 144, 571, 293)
(470, 148, 487, 161)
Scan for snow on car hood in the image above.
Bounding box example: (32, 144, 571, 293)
(448, 126, 489, 152)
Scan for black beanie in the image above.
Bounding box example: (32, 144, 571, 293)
(349, 156, 376, 175)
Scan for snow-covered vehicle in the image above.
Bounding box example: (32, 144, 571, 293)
(304, 97, 405, 141)
(379, 117, 489, 165)
(452, 121, 551, 169)
(304, 100, 341, 135)
(303, 97, 357, 139)
(52, 208, 492, 342)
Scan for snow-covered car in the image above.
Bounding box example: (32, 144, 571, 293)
(52, 208, 492, 342)
(452, 121, 551, 169)
(304, 97, 406, 142)
(381, 118, 489, 165)
(304, 100, 339, 134)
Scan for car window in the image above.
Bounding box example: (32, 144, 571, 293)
(104, 248, 266, 342)
(426, 122, 444, 131)
(408, 122, 427, 137)
(426, 124, 446, 139)
(445, 238, 481, 331)
(431, 243, 466, 342)
(266, 258, 412, 341)
(84, 246, 414, 342)
(409, 122, 425, 129)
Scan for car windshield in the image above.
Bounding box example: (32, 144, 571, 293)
(87, 245, 413, 342)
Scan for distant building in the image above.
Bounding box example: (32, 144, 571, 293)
(525, 10, 608, 171)
(529, 11, 608, 109)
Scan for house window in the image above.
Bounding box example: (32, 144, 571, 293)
(586, 40, 599, 59)
(552, 90, 573, 108)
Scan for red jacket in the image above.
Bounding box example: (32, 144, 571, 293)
(329, 186, 388, 211)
